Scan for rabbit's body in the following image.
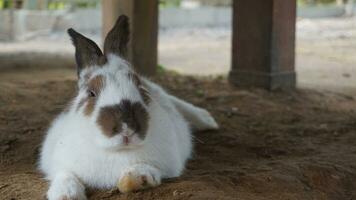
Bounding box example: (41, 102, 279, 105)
(40, 62, 192, 188)
(39, 16, 218, 200)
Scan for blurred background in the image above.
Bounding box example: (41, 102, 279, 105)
(0, 0, 355, 95)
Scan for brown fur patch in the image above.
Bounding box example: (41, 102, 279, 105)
(96, 105, 123, 137)
(128, 72, 151, 104)
(119, 100, 149, 139)
(88, 75, 105, 95)
(96, 100, 149, 138)
(83, 75, 105, 116)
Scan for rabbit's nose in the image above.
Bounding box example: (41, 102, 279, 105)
(122, 123, 134, 136)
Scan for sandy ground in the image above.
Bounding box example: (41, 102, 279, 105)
(0, 68, 356, 200)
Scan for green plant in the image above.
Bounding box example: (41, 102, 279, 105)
(157, 64, 166, 75)
(47, 0, 99, 10)
(159, 0, 181, 8)
(0, 0, 13, 9)
(298, 0, 338, 6)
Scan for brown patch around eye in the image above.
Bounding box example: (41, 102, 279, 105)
(127, 72, 151, 104)
(88, 75, 104, 95)
(83, 75, 105, 116)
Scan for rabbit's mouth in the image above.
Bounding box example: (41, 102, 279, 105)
(104, 141, 144, 152)
(120, 128, 138, 146)
(116, 134, 145, 150)
(123, 136, 130, 145)
(95, 131, 144, 151)
(113, 142, 144, 151)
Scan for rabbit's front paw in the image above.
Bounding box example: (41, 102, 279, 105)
(47, 172, 86, 200)
(117, 165, 161, 193)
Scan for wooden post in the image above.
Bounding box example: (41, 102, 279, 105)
(102, 0, 158, 76)
(229, 0, 297, 90)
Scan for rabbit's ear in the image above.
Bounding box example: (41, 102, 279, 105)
(67, 28, 106, 76)
(103, 15, 130, 58)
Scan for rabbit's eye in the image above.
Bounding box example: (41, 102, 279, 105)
(88, 90, 96, 98)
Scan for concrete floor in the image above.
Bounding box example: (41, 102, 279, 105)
(159, 17, 356, 95)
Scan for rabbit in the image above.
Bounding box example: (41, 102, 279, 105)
(39, 15, 218, 200)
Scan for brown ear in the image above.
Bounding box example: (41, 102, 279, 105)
(68, 28, 106, 76)
(103, 15, 130, 58)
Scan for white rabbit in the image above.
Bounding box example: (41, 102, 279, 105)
(39, 15, 218, 200)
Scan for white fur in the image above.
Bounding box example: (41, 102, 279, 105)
(39, 55, 218, 200)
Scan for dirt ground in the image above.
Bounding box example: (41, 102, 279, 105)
(0, 66, 356, 200)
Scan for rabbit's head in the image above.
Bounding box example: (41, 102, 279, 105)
(68, 15, 151, 151)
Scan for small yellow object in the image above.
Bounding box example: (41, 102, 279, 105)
(117, 173, 147, 193)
